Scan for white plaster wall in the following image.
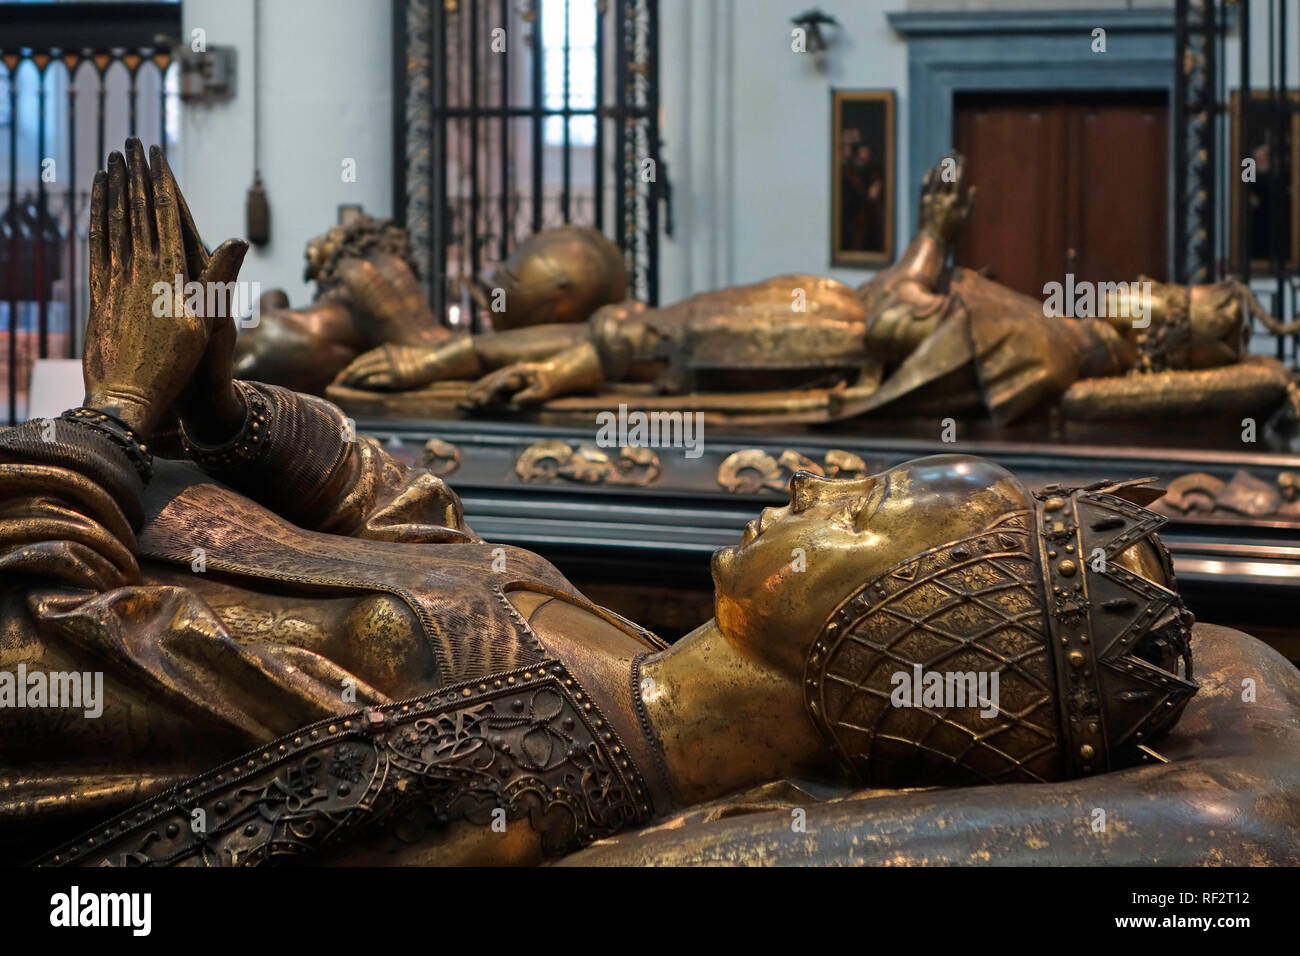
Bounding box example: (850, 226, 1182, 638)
(178, 0, 910, 307)
(658, 0, 1300, 305)
(659, 0, 910, 302)
(907, 0, 1171, 9)
(178, 0, 393, 305)
(172, 0, 1294, 318)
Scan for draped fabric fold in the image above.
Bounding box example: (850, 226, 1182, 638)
(0, 384, 498, 860)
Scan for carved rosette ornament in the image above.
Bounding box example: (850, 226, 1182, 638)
(515, 441, 660, 486)
(420, 437, 462, 476)
(37, 662, 652, 867)
(717, 448, 871, 494)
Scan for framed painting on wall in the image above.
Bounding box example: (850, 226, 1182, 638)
(1230, 89, 1300, 273)
(831, 89, 896, 267)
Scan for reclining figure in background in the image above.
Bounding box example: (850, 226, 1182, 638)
(333, 154, 1295, 430)
(232, 214, 451, 395)
(235, 217, 625, 395)
(0, 140, 1297, 866)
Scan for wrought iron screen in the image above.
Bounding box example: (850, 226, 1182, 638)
(394, 0, 662, 332)
(1175, 0, 1300, 363)
(0, 1, 182, 425)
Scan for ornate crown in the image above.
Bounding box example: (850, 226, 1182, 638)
(1034, 479, 1196, 777)
(803, 478, 1197, 787)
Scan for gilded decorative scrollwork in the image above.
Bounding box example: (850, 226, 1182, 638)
(1157, 468, 1300, 519)
(515, 441, 661, 486)
(823, 448, 873, 479)
(716, 448, 871, 494)
(420, 438, 462, 476)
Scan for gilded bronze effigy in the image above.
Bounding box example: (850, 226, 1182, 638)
(1, 140, 1297, 869)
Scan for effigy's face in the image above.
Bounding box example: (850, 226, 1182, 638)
(711, 455, 1034, 676)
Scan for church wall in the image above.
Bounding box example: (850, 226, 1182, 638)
(659, 0, 911, 302)
(178, 0, 394, 306)
(169, 0, 1300, 323)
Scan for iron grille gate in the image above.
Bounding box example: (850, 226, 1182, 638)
(0, 1, 181, 426)
(1174, 0, 1300, 364)
(394, 0, 662, 331)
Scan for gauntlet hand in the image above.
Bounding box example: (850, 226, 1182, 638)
(917, 152, 975, 245)
(337, 344, 447, 391)
(462, 361, 559, 408)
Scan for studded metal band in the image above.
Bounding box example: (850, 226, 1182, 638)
(630, 651, 678, 810)
(59, 406, 153, 482)
(1034, 484, 1196, 777)
(179, 380, 270, 471)
(1035, 489, 1109, 776)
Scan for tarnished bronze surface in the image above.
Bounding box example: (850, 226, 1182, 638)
(562, 623, 1300, 866)
(334, 273, 873, 412)
(1156, 467, 1300, 519)
(419, 438, 462, 476)
(1, 140, 1295, 867)
(515, 441, 661, 486)
(234, 216, 451, 394)
(1060, 356, 1296, 421)
(81, 139, 249, 442)
(475, 224, 626, 331)
(239, 222, 625, 395)
(35, 662, 655, 867)
(716, 448, 870, 493)
(330, 152, 1295, 434)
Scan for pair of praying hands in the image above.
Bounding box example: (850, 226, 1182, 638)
(81, 138, 250, 445)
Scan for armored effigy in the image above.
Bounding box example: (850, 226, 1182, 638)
(235, 219, 624, 395)
(1, 141, 1297, 866)
(838, 158, 1294, 427)
(231, 215, 452, 395)
(328, 154, 1295, 432)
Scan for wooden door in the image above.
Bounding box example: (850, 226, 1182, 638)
(953, 91, 1168, 298)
